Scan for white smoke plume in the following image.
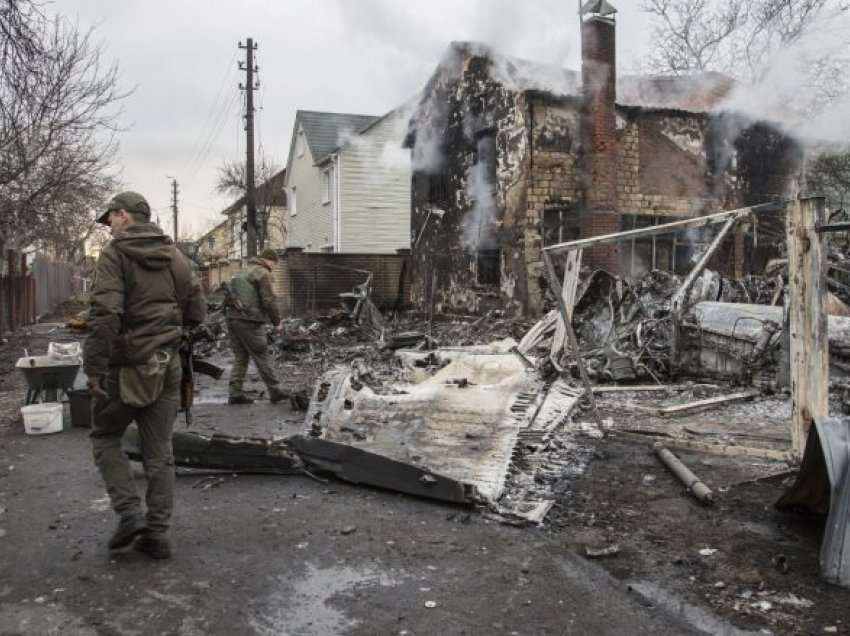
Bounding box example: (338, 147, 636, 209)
(719, 6, 850, 148)
(462, 158, 498, 251)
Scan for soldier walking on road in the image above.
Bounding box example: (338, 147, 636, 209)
(224, 248, 286, 405)
(83, 192, 206, 559)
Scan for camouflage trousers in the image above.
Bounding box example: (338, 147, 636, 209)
(227, 319, 281, 398)
(90, 352, 181, 533)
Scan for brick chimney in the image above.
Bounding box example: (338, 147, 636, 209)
(580, 3, 620, 272)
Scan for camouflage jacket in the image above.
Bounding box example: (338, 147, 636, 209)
(83, 223, 207, 379)
(224, 258, 281, 325)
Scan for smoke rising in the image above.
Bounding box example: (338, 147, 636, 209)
(719, 6, 850, 148)
(462, 154, 498, 251)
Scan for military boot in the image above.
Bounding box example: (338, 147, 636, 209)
(135, 532, 172, 560)
(228, 394, 254, 405)
(269, 388, 287, 404)
(107, 512, 147, 550)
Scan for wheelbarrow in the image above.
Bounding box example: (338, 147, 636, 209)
(16, 355, 81, 405)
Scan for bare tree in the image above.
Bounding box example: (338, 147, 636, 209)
(214, 157, 283, 250)
(641, 0, 748, 74)
(807, 151, 850, 207)
(642, 0, 850, 207)
(0, 0, 127, 259)
(641, 0, 845, 81)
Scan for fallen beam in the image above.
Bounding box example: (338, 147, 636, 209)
(617, 431, 794, 462)
(592, 384, 712, 394)
(657, 390, 761, 415)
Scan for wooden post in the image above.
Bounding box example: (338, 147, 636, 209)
(786, 197, 829, 459)
(551, 249, 582, 360)
(543, 250, 604, 429)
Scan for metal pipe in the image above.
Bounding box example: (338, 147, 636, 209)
(654, 444, 714, 505)
(543, 203, 780, 254)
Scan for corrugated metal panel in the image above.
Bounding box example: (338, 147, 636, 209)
(339, 113, 411, 253)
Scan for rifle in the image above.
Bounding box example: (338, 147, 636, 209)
(221, 280, 248, 315)
(179, 329, 225, 428)
(179, 333, 194, 427)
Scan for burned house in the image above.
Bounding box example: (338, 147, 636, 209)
(406, 3, 801, 316)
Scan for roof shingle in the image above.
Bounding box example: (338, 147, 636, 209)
(297, 110, 380, 163)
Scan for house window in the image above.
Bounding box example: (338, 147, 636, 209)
(296, 130, 305, 157)
(475, 131, 497, 181)
(427, 172, 450, 208)
(620, 215, 693, 277)
(543, 207, 579, 246)
(321, 167, 334, 205)
(207, 236, 215, 249)
(290, 187, 297, 216)
(477, 248, 500, 286)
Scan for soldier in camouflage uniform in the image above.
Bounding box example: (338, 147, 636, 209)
(225, 248, 285, 405)
(84, 192, 206, 559)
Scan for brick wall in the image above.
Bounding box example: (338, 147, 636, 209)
(523, 99, 583, 312)
(580, 16, 619, 271)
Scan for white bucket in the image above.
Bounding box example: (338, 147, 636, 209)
(21, 403, 64, 435)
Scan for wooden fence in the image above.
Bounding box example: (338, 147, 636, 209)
(0, 250, 76, 334)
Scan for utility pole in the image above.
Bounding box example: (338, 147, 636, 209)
(239, 38, 258, 258)
(167, 177, 179, 241)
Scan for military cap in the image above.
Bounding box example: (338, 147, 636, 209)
(259, 248, 279, 262)
(97, 191, 151, 225)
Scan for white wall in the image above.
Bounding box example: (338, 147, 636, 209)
(286, 124, 335, 251)
(339, 112, 411, 253)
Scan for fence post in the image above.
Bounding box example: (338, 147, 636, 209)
(787, 197, 829, 460)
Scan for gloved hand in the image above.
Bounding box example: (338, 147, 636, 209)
(87, 377, 109, 402)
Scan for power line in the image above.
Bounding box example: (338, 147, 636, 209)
(188, 91, 240, 181)
(184, 49, 239, 175)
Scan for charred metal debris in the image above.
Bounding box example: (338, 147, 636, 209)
(167, 213, 850, 540)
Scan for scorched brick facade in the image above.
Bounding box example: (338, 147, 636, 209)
(406, 10, 800, 317)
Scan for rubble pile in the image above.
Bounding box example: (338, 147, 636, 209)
(522, 268, 786, 384)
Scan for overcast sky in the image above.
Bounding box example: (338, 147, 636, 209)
(62, 0, 653, 238)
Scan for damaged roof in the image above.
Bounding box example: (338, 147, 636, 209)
(296, 110, 381, 164)
(443, 41, 734, 113)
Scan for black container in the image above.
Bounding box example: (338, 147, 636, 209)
(68, 390, 92, 428)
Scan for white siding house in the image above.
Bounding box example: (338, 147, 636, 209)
(284, 109, 411, 253)
(338, 111, 412, 253)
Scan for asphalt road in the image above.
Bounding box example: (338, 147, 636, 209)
(0, 413, 704, 636)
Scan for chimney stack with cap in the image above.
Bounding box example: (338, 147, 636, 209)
(580, 0, 620, 271)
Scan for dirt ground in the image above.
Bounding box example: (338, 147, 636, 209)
(1, 308, 849, 635)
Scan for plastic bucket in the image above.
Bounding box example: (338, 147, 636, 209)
(21, 403, 64, 435)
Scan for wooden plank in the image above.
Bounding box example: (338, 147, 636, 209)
(787, 197, 829, 459)
(592, 384, 712, 394)
(616, 431, 793, 462)
(543, 250, 602, 428)
(657, 389, 761, 415)
(551, 248, 582, 359)
(543, 203, 777, 255)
